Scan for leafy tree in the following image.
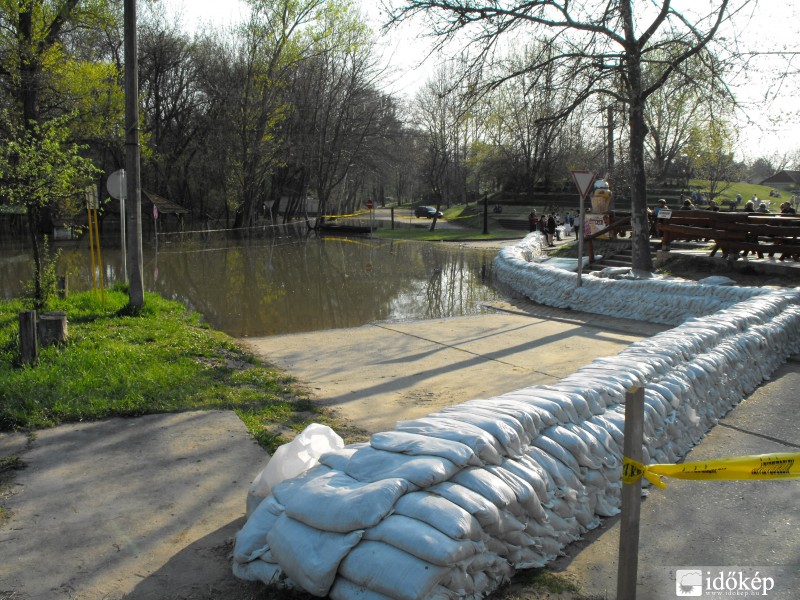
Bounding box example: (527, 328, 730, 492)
(0, 0, 113, 306)
(748, 156, 776, 183)
(0, 114, 99, 307)
(687, 118, 739, 201)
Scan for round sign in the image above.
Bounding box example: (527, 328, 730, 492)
(106, 169, 127, 200)
(366, 199, 373, 209)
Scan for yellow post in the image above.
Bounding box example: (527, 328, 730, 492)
(86, 185, 105, 303)
(86, 189, 98, 294)
(92, 204, 106, 304)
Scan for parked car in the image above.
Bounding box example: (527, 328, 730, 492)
(414, 206, 443, 218)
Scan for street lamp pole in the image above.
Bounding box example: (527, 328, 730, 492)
(124, 0, 144, 309)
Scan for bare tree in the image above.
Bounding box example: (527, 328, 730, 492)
(414, 66, 456, 229)
(139, 11, 210, 203)
(643, 52, 723, 184)
(482, 41, 576, 197)
(390, 0, 748, 271)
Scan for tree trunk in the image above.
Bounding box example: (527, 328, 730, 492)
(621, 2, 653, 273)
(628, 100, 653, 272)
(26, 204, 43, 307)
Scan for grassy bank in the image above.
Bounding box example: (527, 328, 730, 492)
(0, 288, 353, 453)
(374, 203, 529, 241)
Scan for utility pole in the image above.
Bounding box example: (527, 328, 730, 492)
(124, 0, 144, 309)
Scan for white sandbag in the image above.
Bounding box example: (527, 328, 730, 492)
(485, 463, 548, 521)
(434, 408, 526, 457)
(396, 417, 504, 464)
(580, 419, 621, 460)
(393, 491, 484, 541)
(280, 469, 409, 533)
(529, 432, 581, 474)
(339, 541, 449, 600)
(266, 514, 362, 596)
(319, 447, 359, 471)
(370, 431, 482, 467)
(345, 446, 461, 488)
(233, 495, 284, 563)
(450, 467, 517, 511)
(525, 446, 584, 496)
(522, 391, 582, 423)
(248, 423, 343, 508)
(363, 514, 483, 566)
(499, 456, 552, 500)
(429, 481, 525, 536)
(461, 399, 541, 438)
(543, 425, 603, 470)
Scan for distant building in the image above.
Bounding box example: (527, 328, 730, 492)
(759, 170, 800, 190)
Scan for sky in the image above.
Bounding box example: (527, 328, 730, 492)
(163, 0, 799, 165)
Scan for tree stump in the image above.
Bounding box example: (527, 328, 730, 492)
(39, 311, 68, 347)
(19, 310, 38, 365)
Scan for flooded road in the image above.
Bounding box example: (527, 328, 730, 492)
(1, 234, 503, 337)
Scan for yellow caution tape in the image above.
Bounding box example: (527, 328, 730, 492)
(623, 453, 800, 490)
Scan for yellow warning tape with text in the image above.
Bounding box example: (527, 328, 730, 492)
(623, 453, 800, 490)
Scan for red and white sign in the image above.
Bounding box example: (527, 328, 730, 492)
(366, 199, 373, 210)
(571, 170, 596, 199)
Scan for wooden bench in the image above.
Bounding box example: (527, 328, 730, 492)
(656, 211, 800, 261)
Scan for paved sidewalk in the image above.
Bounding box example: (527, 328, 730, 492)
(0, 411, 267, 600)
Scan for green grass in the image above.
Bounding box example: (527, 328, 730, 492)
(689, 180, 790, 209)
(0, 287, 351, 453)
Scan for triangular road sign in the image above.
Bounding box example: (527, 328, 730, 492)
(571, 170, 596, 199)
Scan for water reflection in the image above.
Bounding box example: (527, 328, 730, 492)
(1, 235, 502, 337)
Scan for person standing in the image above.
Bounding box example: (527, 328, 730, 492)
(546, 214, 557, 246)
(572, 211, 580, 239)
(528, 210, 537, 232)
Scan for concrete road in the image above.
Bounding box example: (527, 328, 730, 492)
(243, 299, 668, 434)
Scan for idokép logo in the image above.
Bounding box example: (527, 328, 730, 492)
(675, 570, 703, 597)
(675, 568, 776, 597)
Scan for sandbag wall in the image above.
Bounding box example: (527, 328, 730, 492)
(233, 241, 800, 600)
(493, 233, 769, 325)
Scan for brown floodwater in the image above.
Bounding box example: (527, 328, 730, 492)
(0, 233, 503, 337)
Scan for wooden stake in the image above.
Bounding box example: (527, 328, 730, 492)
(19, 310, 38, 365)
(617, 386, 645, 600)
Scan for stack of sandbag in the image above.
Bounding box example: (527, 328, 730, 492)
(493, 242, 770, 325)
(233, 246, 800, 599)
